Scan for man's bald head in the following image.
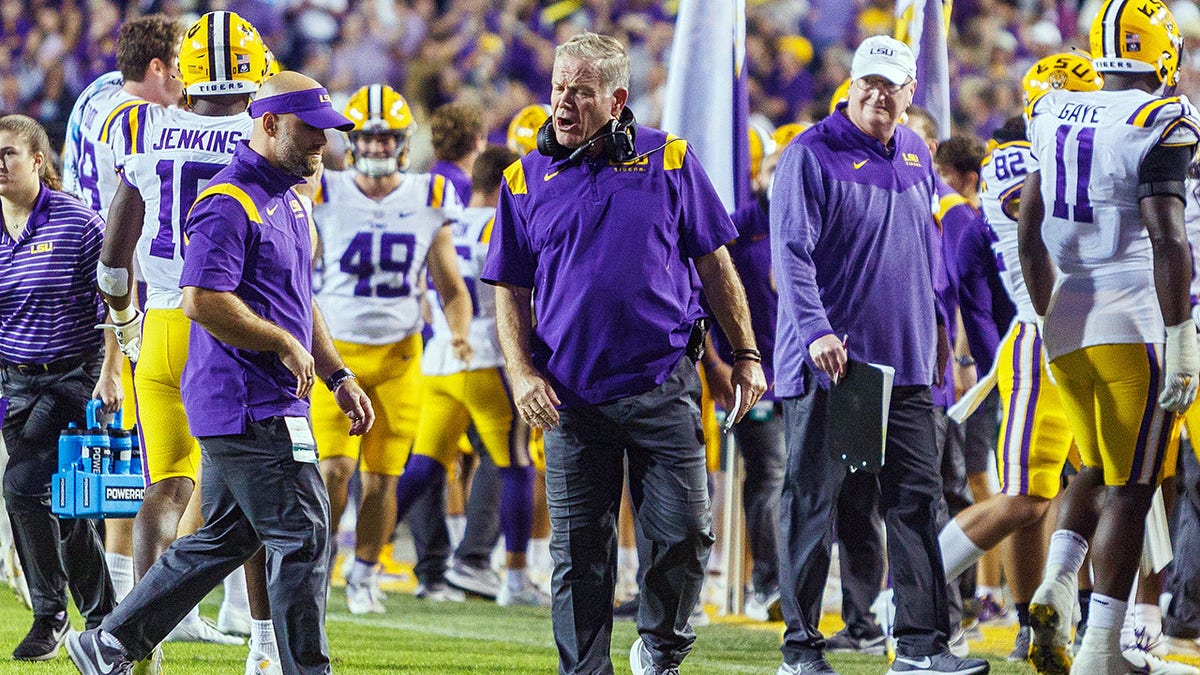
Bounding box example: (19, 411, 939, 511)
(256, 70, 321, 100)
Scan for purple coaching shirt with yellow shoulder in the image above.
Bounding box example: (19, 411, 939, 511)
(772, 105, 941, 396)
(481, 124, 737, 407)
(178, 142, 313, 437)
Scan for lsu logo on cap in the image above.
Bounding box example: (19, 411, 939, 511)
(319, 93, 332, 103)
(870, 46, 895, 56)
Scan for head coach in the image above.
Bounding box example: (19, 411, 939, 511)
(68, 72, 374, 675)
(481, 31, 766, 675)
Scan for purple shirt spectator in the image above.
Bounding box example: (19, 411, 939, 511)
(429, 159, 472, 206)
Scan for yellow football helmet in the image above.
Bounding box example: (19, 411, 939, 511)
(748, 123, 776, 182)
(772, 122, 811, 149)
(1022, 53, 1104, 112)
(264, 48, 281, 79)
(178, 11, 269, 97)
(1090, 0, 1182, 90)
(343, 84, 414, 176)
(829, 79, 852, 115)
(507, 104, 551, 156)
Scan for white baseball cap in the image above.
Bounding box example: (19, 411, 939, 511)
(850, 35, 917, 85)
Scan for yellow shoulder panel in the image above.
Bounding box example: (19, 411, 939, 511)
(503, 160, 528, 195)
(663, 135, 687, 171)
(190, 183, 262, 224)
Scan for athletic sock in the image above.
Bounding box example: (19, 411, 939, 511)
(222, 565, 249, 613)
(1016, 602, 1030, 627)
(1044, 530, 1088, 580)
(249, 619, 278, 661)
(105, 552, 134, 603)
(1089, 594, 1128, 631)
(446, 515, 467, 549)
(505, 568, 525, 591)
(939, 518, 986, 583)
(348, 558, 376, 585)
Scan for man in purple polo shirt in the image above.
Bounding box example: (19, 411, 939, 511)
(67, 72, 373, 675)
(482, 31, 766, 675)
(770, 35, 989, 675)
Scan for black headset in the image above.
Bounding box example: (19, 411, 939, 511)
(537, 107, 638, 165)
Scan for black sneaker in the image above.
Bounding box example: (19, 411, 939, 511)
(886, 650, 990, 674)
(1008, 625, 1031, 662)
(12, 613, 70, 661)
(777, 656, 840, 674)
(825, 628, 887, 655)
(65, 628, 133, 675)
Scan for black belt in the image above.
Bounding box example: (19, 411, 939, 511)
(2, 356, 87, 376)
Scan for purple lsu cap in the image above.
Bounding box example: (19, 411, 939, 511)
(249, 87, 355, 131)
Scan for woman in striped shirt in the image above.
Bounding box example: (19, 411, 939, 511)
(0, 114, 122, 661)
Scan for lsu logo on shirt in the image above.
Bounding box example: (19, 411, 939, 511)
(29, 242, 53, 255)
(903, 152, 922, 167)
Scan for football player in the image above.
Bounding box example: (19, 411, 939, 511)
(1019, 3, 1200, 673)
(311, 84, 472, 613)
(97, 11, 278, 673)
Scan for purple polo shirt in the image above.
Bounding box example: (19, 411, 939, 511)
(712, 196, 777, 399)
(482, 124, 737, 407)
(179, 142, 312, 437)
(953, 205, 1014, 374)
(430, 159, 472, 205)
(771, 106, 941, 396)
(0, 185, 105, 363)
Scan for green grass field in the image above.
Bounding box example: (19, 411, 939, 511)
(0, 580, 1064, 674)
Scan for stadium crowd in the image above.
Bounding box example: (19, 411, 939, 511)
(6, 1, 1200, 675)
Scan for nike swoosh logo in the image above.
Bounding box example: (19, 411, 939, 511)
(894, 655, 932, 668)
(543, 171, 560, 182)
(853, 159, 869, 169)
(266, 204, 279, 215)
(93, 633, 116, 674)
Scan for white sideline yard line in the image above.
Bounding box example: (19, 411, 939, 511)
(325, 613, 767, 673)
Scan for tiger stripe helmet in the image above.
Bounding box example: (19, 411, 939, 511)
(343, 84, 414, 176)
(507, 104, 551, 156)
(748, 123, 776, 182)
(1090, 0, 1182, 90)
(772, 122, 811, 150)
(178, 11, 269, 97)
(1022, 52, 1104, 113)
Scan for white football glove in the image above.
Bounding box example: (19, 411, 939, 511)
(96, 308, 144, 363)
(1160, 319, 1200, 413)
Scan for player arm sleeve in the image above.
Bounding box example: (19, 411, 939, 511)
(1137, 143, 1195, 202)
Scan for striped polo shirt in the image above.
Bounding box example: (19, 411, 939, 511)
(0, 185, 106, 364)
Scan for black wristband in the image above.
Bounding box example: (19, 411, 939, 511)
(954, 355, 976, 367)
(731, 348, 762, 363)
(325, 367, 356, 392)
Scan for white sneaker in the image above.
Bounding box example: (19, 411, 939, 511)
(414, 581, 466, 602)
(744, 589, 782, 622)
(948, 628, 970, 657)
(217, 603, 252, 638)
(1124, 628, 1200, 675)
(131, 644, 164, 675)
(1071, 626, 1126, 675)
(165, 615, 244, 645)
(497, 577, 551, 607)
(346, 579, 385, 614)
(246, 649, 283, 675)
(1029, 574, 1078, 675)
(444, 559, 501, 599)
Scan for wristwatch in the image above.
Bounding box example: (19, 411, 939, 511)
(325, 367, 356, 392)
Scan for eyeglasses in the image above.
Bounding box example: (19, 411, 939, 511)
(854, 77, 913, 96)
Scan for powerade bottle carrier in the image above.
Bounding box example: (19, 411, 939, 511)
(51, 399, 145, 519)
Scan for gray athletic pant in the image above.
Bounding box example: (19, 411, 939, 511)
(1166, 444, 1200, 639)
(545, 357, 714, 674)
(103, 418, 331, 675)
(779, 385, 950, 664)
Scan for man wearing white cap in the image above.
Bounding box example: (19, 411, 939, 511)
(771, 35, 990, 674)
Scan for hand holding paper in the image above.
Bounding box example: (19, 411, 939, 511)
(722, 385, 742, 434)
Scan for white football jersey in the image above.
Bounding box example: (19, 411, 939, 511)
(1187, 178, 1200, 326)
(61, 71, 139, 218)
(1028, 89, 1200, 358)
(314, 170, 462, 345)
(423, 207, 503, 375)
(979, 140, 1038, 323)
(111, 105, 252, 310)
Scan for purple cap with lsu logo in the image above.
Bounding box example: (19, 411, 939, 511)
(248, 86, 355, 131)
(850, 35, 917, 86)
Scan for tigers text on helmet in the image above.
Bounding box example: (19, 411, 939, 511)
(507, 104, 551, 156)
(1089, 0, 1183, 91)
(1022, 52, 1104, 114)
(343, 84, 413, 177)
(178, 11, 269, 97)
